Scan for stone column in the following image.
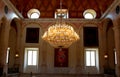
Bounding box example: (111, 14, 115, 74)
(101, 19, 110, 73)
(113, 26, 120, 77)
(14, 19, 21, 72)
(40, 41, 47, 73)
(0, 17, 10, 75)
(75, 26, 83, 73)
(0, 20, 2, 27)
(98, 25, 104, 74)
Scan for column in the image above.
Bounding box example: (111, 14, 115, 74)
(0, 17, 10, 75)
(0, 20, 2, 27)
(75, 26, 83, 74)
(14, 20, 21, 72)
(113, 26, 120, 77)
(40, 29, 47, 73)
(98, 24, 105, 74)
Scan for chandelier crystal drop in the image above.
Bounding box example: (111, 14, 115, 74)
(42, 19, 79, 48)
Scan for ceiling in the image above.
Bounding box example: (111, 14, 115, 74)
(10, 0, 114, 18)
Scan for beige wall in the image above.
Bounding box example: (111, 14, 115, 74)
(0, 0, 119, 75)
(17, 19, 114, 74)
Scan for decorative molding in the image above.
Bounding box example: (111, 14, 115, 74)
(116, 5, 120, 14)
(0, 20, 2, 24)
(2, 0, 23, 19)
(23, 18, 101, 24)
(113, 26, 120, 30)
(4, 5, 8, 14)
(101, 0, 120, 19)
(22, 18, 102, 31)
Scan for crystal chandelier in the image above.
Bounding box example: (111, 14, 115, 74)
(42, 0, 79, 48)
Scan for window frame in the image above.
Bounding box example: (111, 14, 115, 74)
(27, 50, 37, 66)
(55, 9, 69, 19)
(25, 48, 39, 66)
(85, 48, 97, 67)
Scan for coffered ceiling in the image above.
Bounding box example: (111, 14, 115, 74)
(10, 0, 114, 18)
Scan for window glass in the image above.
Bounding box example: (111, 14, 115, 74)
(27, 49, 38, 65)
(33, 51, 37, 65)
(83, 9, 96, 19)
(27, 9, 40, 19)
(6, 47, 10, 63)
(115, 51, 117, 64)
(28, 51, 32, 65)
(55, 9, 68, 19)
(91, 51, 95, 66)
(85, 49, 96, 66)
(86, 51, 90, 66)
(30, 12, 40, 19)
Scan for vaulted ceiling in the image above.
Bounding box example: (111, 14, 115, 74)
(10, 0, 114, 18)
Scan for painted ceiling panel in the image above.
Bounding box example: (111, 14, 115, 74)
(10, 0, 114, 18)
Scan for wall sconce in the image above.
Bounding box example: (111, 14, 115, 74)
(104, 53, 108, 59)
(15, 53, 19, 58)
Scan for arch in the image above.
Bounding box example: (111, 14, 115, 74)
(10, 18, 22, 34)
(7, 18, 22, 73)
(104, 18, 114, 32)
(103, 18, 115, 74)
(0, 19, 2, 28)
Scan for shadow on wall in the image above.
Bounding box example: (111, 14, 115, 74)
(104, 68, 115, 75)
(8, 67, 19, 74)
(0, 67, 3, 76)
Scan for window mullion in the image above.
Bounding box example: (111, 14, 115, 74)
(32, 50, 33, 65)
(90, 51, 91, 66)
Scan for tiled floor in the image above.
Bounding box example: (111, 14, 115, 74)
(6, 73, 116, 77)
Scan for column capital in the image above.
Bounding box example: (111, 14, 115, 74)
(0, 20, 2, 25)
(0, 20, 2, 23)
(113, 26, 120, 31)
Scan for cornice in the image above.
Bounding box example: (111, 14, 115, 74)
(113, 26, 120, 30)
(101, 0, 120, 19)
(22, 18, 102, 29)
(0, 20, 2, 24)
(2, 0, 23, 19)
(23, 18, 101, 23)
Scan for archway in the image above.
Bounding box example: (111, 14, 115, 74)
(104, 18, 115, 75)
(7, 18, 21, 74)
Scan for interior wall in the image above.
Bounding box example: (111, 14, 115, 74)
(20, 19, 104, 74)
(8, 27, 17, 68)
(107, 27, 115, 69)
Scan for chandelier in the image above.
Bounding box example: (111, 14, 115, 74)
(42, 1, 79, 48)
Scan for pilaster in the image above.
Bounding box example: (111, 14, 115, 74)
(113, 26, 120, 77)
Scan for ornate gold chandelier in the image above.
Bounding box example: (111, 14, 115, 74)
(42, 0, 79, 48)
(42, 20, 79, 48)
